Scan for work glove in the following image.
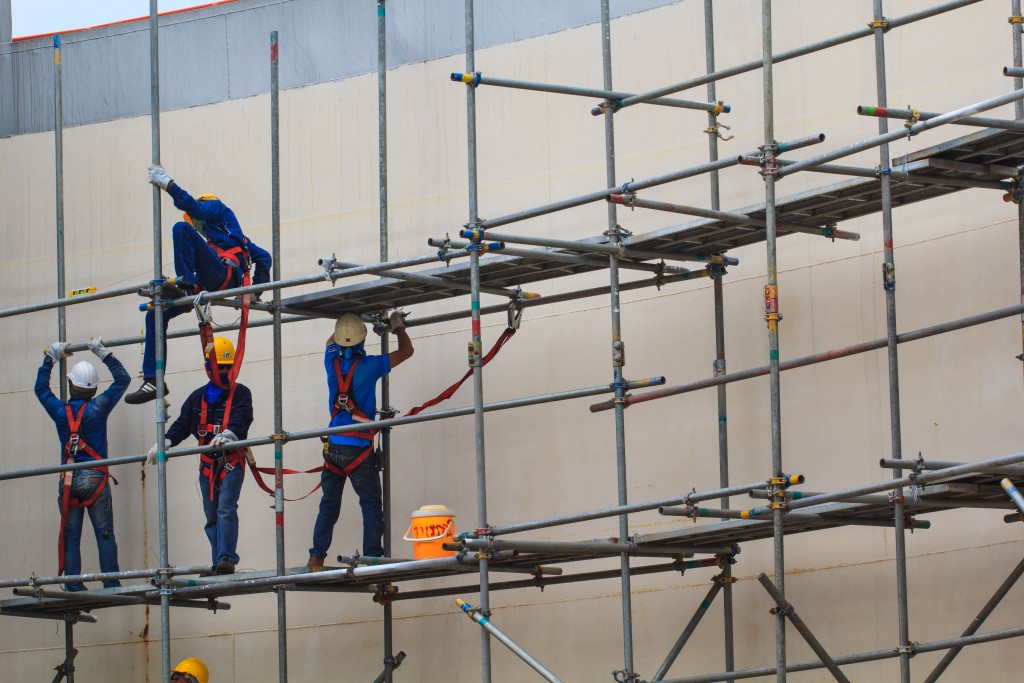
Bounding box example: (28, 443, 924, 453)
(388, 309, 407, 332)
(147, 164, 172, 190)
(45, 342, 71, 363)
(147, 439, 171, 465)
(87, 337, 112, 360)
(210, 430, 238, 448)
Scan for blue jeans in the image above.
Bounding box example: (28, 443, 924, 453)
(310, 445, 384, 559)
(141, 222, 238, 378)
(199, 459, 244, 565)
(57, 469, 120, 591)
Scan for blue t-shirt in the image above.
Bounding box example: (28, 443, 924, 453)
(325, 344, 390, 447)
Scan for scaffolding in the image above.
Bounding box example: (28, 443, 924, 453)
(4, 1, 1024, 681)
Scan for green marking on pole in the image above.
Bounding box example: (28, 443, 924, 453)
(861, 105, 877, 116)
(378, 7, 384, 16)
(700, 599, 712, 610)
(156, 360, 165, 369)
(769, 349, 778, 360)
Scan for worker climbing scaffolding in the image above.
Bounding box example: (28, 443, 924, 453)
(126, 165, 272, 404)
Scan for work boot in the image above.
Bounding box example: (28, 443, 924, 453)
(306, 556, 324, 572)
(214, 558, 236, 575)
(125, 380, 169, 405)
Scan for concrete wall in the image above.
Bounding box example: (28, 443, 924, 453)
(2, 0, 1023, 681)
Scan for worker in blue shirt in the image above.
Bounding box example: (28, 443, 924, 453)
(149, 337, 254, 575)
(36, 338, 129, 591)
(126, 165, 272, 404)
(307, 311, 413, 568)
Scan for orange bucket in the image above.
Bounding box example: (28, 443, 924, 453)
(403, 505, 456, 559)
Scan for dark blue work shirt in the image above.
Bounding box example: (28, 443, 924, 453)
(35, 355, 130, 463)
(168, 183, 273, 285)
(166, 383, 254, 450)
(325, 345, 390, 447)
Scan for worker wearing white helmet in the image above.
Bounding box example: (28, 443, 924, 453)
(307, 311, 414, 568)
(35, 337, 130, 590)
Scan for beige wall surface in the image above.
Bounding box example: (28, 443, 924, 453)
(2, 1, 1023, 680)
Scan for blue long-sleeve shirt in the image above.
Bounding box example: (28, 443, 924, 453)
(35, 354, 130, 463)
(325, 345, 390, 447)
(168, 183, 272, 285)
(166, 383, 254, 455)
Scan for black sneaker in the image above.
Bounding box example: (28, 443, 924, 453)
(214, 558, 236, 575)
(125, 380, 169, 405)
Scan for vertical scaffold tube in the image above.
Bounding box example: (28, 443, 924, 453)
(463, 2, 491, 681)
(872, 4, 911, 682)
(599, 2, 635, 679)
(54, 34, 67, 402)
(148, 2, 172, 681)
(377, 3, 395, 681)
(703, 3, 734, 678)
(759, 2, 786, 681)
(64, 618, 75, 683)
(1013, 1, 1024, 396)
(270, 30, 288, 683)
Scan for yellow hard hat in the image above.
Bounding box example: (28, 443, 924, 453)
(211, 336, 235, 365)
(171, 658, 209, 683)
(334, 313, 367, 347)
(196, 193, 219, 202)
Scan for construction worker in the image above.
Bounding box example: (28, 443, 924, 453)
(149, 337, 253, 575)
(307, 311, 413, 568)
(35, 338, 129, 591)
(170, 657, 210, 683)
(126, 165, 271, 404)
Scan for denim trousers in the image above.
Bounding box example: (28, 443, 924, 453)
(58, 469, 120, 591)
(199, 461, 244, 565)
(310, 445, 384, 559)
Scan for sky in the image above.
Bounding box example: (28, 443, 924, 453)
(11, 1, 219, 38)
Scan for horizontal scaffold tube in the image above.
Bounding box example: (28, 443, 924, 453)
(10, 586, 230, 611)
(449, 71, 727, 113)
(0, 564, 212, 589)
(608, 0, 982, 113)
(459, 538, 737, 558)
(485, 479, 770, 537)
(660, 624, 1024, 683)
(0, 377, 664, 481)
(333, 258, 537, 300)
(879, 458, 1024, 477)
(591, 302, 1024, 412)
(778, 88, 1024, 178)
(1005, 66, 1024, 78)
(0, 282, 142, 320)
(748, 488, 1014, 511)
(609, 194, 860, 242)
(659, 504, 930, 530)
(740, 157, 1011, 191)
(857, 104, 1024, 132)
(453, 230, 738, 266)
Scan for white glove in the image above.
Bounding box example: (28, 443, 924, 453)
(46, 342, 71, 363)
(211, 430, 238, 448)
(388, 309, 407, 332)
(147, 164, 172, 190)
(147, 439, 171, 465)
(87, 337, 112, 360)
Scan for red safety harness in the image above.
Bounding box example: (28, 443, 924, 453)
(58, 402, 117, 578)
(198, 386, 247, 502)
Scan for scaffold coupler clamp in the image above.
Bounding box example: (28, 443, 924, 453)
(592, 98, 623, 117)
(1010, 14, 1024, 28)
(868, 17, 890, 32)
(319, 253, 338, 283)
(705, 120, 734, 141)
(612, 339, 626, 369)
(707, 262, 728, 280)
(758, 141, 779, 178)
(611, 668, 640, 683)
(769, 604, 794, 618)
(822, 223, 839, 243)
(768, 476, 790, 513)
(904, 106, 921, 138)
(619, 188, 637, 209)
(451, 70, 482, 88)
(158, 567, 174, 596)
(898, 642, 918, 657)
(1004, 178, 1024, 205)
(907, 471, 922, 504)
(764, 284, 782, 332)
(373, 583, 398, 605)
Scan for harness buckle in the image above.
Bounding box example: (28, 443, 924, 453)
(334, 393, 354, 415)
(67, 434, 80, 456)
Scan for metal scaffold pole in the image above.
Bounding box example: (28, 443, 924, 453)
(702, 2, 734, 678)
(1012, 1, 1024, 392)
(148, 2, 172, 681)
(53, 34, 67, 402)
(871, 3, 911, 681)
(377, 2, 396, 681)
(462, 2, 491, 681)
(270, 29, 288, 683)
(758, 1, 786, 680)
(597, 2, 635, 680)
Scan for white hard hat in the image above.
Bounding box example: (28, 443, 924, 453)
(67, 361, 99, 390)
(334, 314, 367, 347)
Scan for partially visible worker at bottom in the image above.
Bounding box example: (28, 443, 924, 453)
(35, 338, 130, 590)
(170, 657, 210, 683)
(126, 164, 272, 405)
(149, 337, 253, 575)
(307, 311, 414, 569)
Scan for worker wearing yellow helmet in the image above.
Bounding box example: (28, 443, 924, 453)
(147, 337, 255, 575)
(170, 657, 210, 683)
(308, 311, 414, 568)
(126, 165, 272, 405)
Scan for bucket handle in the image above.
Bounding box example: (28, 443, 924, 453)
(403, 519, 454, 543)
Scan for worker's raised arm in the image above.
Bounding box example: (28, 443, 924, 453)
(388, 311, 414, 368)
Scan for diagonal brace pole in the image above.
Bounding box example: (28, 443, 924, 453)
(651, 580, 724, 681)
(757, 573, 851, 683)
(922, 555, 1024, 682)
